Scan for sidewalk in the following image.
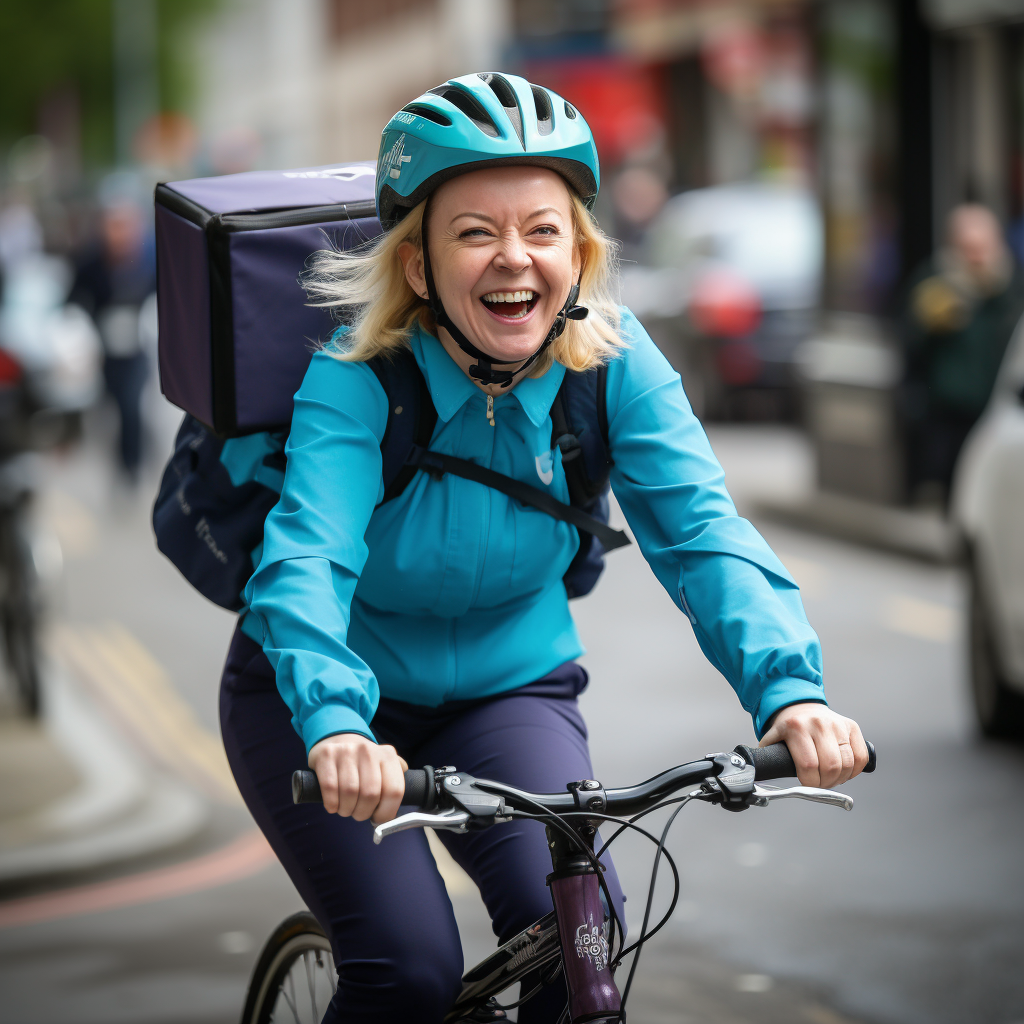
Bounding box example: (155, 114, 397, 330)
(704, 425, 960, 565)
(0, 665, 207, 887)
(756, 490, 960, 564)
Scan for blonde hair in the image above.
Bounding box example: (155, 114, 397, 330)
(302, 187, 624, 374)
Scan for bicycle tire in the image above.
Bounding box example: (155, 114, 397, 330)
(0, 505, 41, 718)
(969, 562, 1024, 739)
(241, 911, 337, 1024)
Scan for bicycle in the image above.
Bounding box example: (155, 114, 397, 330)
(240, 740, 876, 1023)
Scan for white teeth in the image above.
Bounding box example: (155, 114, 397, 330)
(482, 290, 535, 304)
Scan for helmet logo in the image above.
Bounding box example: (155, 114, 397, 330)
(380, 134, 412, 184)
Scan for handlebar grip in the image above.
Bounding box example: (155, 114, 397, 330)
(291, 768, 435, 809)
(402, 767, 433, 809)
(734, 740, 876, 781)
(292, 769, 323, 804)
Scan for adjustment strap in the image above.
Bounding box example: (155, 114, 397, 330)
(407, 446, 630, 550)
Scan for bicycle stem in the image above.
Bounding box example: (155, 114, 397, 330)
(546, 824, 621, 1023)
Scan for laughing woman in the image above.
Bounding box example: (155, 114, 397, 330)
(219, 73, 869, 1024)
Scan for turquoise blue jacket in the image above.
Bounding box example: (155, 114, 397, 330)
(236, 309, 825, 753)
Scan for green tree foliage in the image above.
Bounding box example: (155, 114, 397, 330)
(0, 0, 219, 168)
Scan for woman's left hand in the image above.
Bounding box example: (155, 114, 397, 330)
(759, 703, 869, 788)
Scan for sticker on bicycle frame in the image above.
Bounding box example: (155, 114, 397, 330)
(574, 914, 609, 971)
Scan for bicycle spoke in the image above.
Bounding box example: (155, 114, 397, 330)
(280, 969, 301, 1024)
(305, 951, 319, 1022)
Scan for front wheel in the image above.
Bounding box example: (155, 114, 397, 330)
(241, 912, 337, 1024)
(969, 565, 1024, 739)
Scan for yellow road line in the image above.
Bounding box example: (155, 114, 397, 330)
(53, 622, 240, 805)
(53, 623, 481, 898)
(881, 594, 959, 643)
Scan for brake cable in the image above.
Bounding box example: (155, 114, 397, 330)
(485, 786, 627, 963)
(511, 794, 703, 1023)
(615, 797, 694, 1014)
(475, 776, 725, 1021)
(506, 806, 685, 978)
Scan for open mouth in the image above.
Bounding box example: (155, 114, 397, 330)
(480, 289, 539, 321)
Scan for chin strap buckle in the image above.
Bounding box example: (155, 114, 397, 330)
(468, 361, 518, 388)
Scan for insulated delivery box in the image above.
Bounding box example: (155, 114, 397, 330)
(155, 162, 381, 437)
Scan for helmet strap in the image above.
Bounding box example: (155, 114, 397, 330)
(420, 211, 588, 390)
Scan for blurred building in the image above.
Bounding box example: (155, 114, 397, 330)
(807, 0, 1024, 505)
(506, 1, 815, 191)
(192, 0, 512, 171)
(184, 0, 1024, 498)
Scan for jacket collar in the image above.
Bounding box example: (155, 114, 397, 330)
(410, 323, 566, 428)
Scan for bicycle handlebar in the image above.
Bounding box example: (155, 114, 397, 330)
(736, 739, 877, 782)
(291, 740, 875, 813)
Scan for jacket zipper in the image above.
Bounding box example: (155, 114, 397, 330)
(486, 395, 495, 427)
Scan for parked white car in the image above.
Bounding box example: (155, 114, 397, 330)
(952, 318, 1024, 738)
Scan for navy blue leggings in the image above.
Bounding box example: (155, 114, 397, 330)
(219, 626, 623, 1023)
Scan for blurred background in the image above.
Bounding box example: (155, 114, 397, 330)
(1, 2, 1023, 1023)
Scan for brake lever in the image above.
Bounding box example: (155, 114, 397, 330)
(750, 783, 854, 812)
(372, 807, 471, 845)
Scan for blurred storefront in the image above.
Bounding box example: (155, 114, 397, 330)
(503, 1, 1024, 505)
(192, 0, 512, 171)
(505, 2, 821, 420)
(509, 1, 816, 188)
(808, 0, 1024, 505)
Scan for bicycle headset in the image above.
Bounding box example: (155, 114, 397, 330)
(375, 72, 601, 389)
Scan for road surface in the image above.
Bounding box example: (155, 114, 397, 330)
(0, 409, 1020, 1024)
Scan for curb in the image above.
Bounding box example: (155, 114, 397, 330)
(0, 667, 208, 885)
(756, 492, 961, 565)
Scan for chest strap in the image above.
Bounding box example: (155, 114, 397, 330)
(406, 445, 630, 551)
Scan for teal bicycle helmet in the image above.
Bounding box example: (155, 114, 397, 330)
(376, 72, 600, 229)
(375, 72, 600, 387)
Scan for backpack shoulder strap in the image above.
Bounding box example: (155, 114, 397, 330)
(552, 363, 612, 506)
(367, 348, 438, 504)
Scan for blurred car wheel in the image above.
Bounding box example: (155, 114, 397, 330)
(969, 560, 1024, 739)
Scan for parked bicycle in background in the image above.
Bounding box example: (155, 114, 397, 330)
(0, 233, 102, 714)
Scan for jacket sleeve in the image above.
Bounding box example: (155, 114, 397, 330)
(243, 351, 388, 752)
(606, 309, 825, 737)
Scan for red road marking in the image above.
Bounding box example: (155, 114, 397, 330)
(0, 830, 276, 930)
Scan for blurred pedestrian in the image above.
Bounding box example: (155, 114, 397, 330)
(610, 165, 667, 263)
(902, 203, 1024, 504)
(70, 193, 155, 483)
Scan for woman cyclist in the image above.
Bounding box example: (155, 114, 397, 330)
(219, 73, 869, 1024)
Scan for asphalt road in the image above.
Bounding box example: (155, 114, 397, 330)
(0, 403, 1020, 1024)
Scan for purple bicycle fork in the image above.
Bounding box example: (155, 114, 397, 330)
(546, 824, 621, 1023)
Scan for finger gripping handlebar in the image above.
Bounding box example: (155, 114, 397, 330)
(291, 768, 434, 808)
(734, 740, 876, 781)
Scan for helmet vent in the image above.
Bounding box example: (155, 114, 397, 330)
(478, 73, 525, 148)
(402, 104, 452, 127)
(564, 102, 577, 120)
(429, 85, 500, 137)
(532, 87, 554, 136)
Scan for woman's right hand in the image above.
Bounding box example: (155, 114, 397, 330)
(308, 733, 408, 824)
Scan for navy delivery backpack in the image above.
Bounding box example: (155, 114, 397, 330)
(153, 163, 628, 612)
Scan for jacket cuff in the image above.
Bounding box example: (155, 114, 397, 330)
(753, 678, 828, 739)
(301, 704, 376, 753)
